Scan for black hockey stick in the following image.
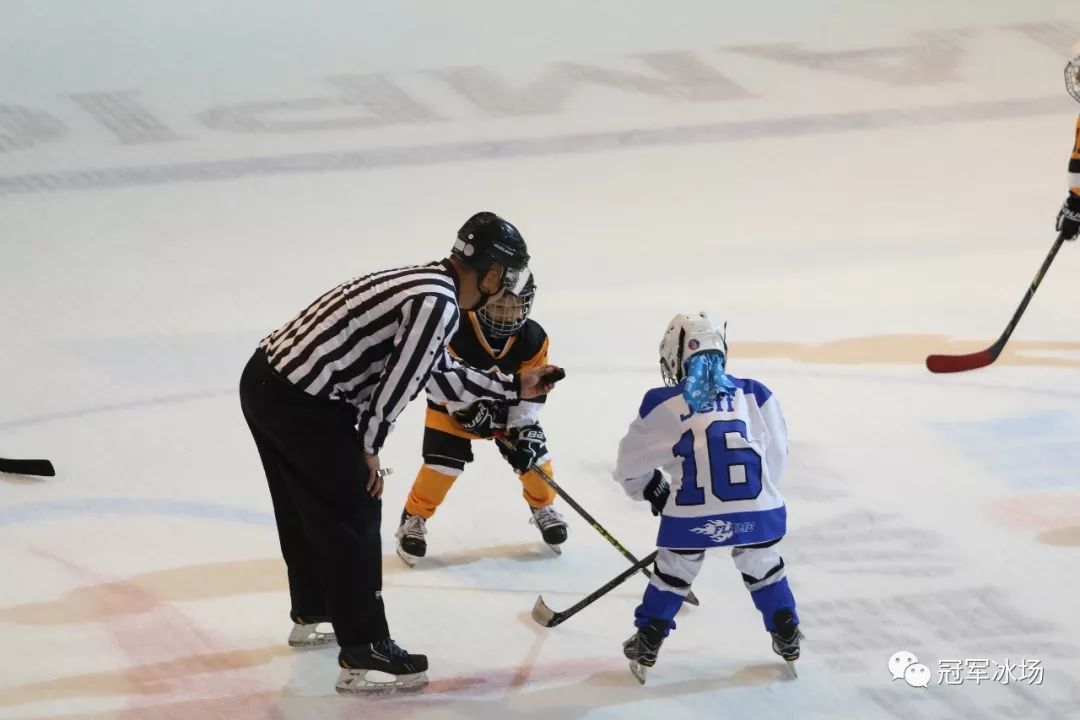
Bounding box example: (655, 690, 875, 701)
(926, 230, 1067, 373)
(0, 457, 55, 477)
(521, 458, 700, 607)
(532, 550, 658, 628)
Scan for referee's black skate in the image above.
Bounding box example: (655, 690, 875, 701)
(770, 609, 803, 677)
(336, 639, 429, 694)
(622, 621, 666, 684)
(529, 504, 568, 554)
(395, 509, 427, 567)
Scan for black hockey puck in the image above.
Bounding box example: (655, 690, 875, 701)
(541, 368, 566, 385)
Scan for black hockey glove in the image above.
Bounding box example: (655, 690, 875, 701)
(498, 424, 546, 473)
(643, 470, 670, 517)
(1055, 193, 1080, 241)
(452, 401, 508, 438)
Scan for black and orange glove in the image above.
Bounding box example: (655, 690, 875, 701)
(497, 424, 547, 473)
(452, 401, 508, 438)
(1056, 194, 1080, 241)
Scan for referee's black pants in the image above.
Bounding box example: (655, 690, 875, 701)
(239, 348, 389, 647)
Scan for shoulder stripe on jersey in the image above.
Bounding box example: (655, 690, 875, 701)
(638, 386, 682, 419)
(727, 376, 773, 403)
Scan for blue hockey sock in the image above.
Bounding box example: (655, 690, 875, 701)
(633, 584, 686, 635)
(750, 577, 798, 631)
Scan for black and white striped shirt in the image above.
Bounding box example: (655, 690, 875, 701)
(259, 260, 521, 453)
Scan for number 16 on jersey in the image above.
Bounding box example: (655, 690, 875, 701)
(672, 420, 763, 505)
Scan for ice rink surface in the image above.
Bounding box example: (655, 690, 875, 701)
(2, 1, 1080, 717)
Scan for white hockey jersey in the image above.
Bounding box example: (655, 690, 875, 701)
(613, 376, 788, 549)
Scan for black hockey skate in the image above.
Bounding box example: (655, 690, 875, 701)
(336, 639, 429, 694)
(287, 610, 335, 648)
(770, 609, 803, 678)
(529, 504, 568, 554)
(622, 621, 666, 684)
(395, 509, 427, 567)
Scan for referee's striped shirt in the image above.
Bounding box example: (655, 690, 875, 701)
(259, 260, 521, 454)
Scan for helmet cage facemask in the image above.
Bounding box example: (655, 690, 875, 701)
(478, 271, 535, 339)
(1067, 52, 1080, 104)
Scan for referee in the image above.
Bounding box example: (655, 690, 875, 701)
(239, 211, 560, 694)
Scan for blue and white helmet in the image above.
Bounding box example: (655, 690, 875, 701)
(658, 311, 728, 387)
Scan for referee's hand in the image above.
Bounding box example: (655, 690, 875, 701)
(363, 452, 386, 498)
(520, 365, 564, 399)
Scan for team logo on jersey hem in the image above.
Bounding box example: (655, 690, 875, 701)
(656, 506, 786, 548)
(690, 519, 755, 544)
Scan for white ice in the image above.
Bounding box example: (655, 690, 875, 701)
(2, 2, 1080, 718)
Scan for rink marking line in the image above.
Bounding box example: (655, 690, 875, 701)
(0, 497, 274, 528)
(0, 505, 644, 603)
(1, 649, 736, 718)
(0, 95, 1068, 196)
(3, 547, 279, 715)
(2, 357, 1077, 432)
(0, 388, 232, 431)
(508, 627, 547, 694)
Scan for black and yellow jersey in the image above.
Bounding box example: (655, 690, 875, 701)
(448, 312, 548, 375)
(1070, 115, 1080, 198)
(425, 312, 549, 438)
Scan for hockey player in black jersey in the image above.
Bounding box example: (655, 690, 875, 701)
(396, 271, 568, 565)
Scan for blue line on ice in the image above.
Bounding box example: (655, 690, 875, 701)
(0, 498, 274, 528)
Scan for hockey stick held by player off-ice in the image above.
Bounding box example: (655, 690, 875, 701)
(926, 230, 1067, 373)
(531, 550, 659, 628)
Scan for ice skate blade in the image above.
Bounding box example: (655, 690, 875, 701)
(629, 661, 648, 684)
(335, 668, 429, 695)
(287, 623, 336, 648)
(545, 542, 563, 555)
(396, 546, 420, 568)
(785, 660, 798, 678)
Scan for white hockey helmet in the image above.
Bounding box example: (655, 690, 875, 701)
(659, 311, 728, 387)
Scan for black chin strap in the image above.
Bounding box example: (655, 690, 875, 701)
(464, 272, 494, 311)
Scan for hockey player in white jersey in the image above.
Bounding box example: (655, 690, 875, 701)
(613, 312, 801, 682)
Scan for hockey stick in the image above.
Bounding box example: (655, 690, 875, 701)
(494, 430, 700, 606)
(0, 457, 55, 477)
(521, 458, 700, 607)
(532, 550, 658, 628)
(926, 230, 1067, 373)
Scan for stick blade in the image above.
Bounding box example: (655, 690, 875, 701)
(925, 350, 995, 374)
(530, 595, 559, 628)
(0, 459, 55, 477)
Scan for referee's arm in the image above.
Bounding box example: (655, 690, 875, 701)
(357, 294, 519, 454)
(425, 339, 521, 411)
